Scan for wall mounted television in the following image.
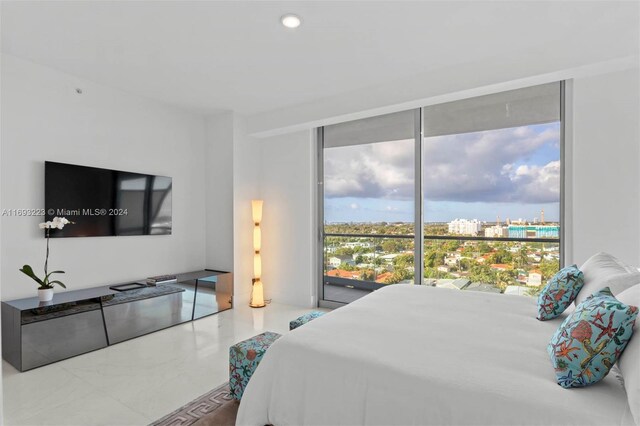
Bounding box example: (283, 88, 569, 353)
(45, 161, 172, 237)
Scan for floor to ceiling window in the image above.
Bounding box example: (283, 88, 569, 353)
(320, 110, 420, 304)
(319, 82, 563, 305)
(422, 83, 562, 297)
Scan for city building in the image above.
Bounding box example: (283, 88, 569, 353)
(508, 225, 560, 238)
(464, 282, 502, 294)
(328, 255, 356, 268)
(527, 271, 543, 287)
(490, 264, 512, 271)
(448, 218, 482, 236)
(435, 278, 471, 290)
(344, 241, 373, 249)
(327, 269, 361, 280)
(484, 225, 509, 238)
(505, 286, 529, 296)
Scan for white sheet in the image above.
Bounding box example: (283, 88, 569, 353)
(237, 285, 635, 426)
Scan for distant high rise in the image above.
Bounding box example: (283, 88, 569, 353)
(508, 224, 559, 238)
(448, 219, 482, 236)
(541, 209, 545, 224)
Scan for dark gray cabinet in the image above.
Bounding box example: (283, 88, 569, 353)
(2, 270, 232, 371)
(102, 287, 191, 344)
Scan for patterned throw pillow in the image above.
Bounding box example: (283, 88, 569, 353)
(547, 287, 638, 388)
(537, 264, 584, 320)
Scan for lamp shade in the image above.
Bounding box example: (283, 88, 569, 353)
(252, 200, 263, 224)
(250, 279, 265, 308)
(253, 252, 262, 279)
(253, 226, 261, 252)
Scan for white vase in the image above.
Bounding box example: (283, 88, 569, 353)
(38, 288, 54, 302)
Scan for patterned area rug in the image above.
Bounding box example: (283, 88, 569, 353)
(150, 382, 238, 426)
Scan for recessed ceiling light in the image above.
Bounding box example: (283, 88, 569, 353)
(281, 14, 301, 29)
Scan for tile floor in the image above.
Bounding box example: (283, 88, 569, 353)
(2, 302, 318, 426)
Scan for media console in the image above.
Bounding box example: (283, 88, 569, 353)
(1, 269, 232, 371)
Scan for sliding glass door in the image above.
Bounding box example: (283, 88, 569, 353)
(319, 82, 563, 306)
(422, 83, 562, 296)
(319, 110, 420, 304)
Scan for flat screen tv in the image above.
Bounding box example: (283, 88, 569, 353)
(45, 161, 172, 237)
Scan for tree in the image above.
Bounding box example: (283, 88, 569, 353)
(393, 253, 414, 268)
(334, 247, 354, 257)
(383, 269, 412, 284)
(361, 269, 375, 281)
(443, 240, 460, 253)
(339, 263, 355, 271)
(488, 249, 512, 265)
(381, 239, 407, 253)
(477, 242, 492, 254)
(459, 258, 472, 271)
(526, 284, 544, 297)
(539, 258, 560, 282)
(515, 247, 529, 269)
(424, 249, 445, 268)
(494, 270, 517, 292)
(469, 264, 496, 284)
(424, 267, 439, 279)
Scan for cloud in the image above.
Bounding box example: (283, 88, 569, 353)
(505, 161, 560, 203)
(324, 123, 560, 204)
(324, 138, 414, 200)
(350, 203, 359, 209)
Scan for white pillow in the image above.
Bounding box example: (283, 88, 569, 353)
(575, 252, 640, 306)
(616, 284, 640, 426)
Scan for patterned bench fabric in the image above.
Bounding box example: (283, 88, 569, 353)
(229, 331, 282, 400)
(290, 311, 326, 330)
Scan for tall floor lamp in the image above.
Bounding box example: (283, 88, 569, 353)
(250, 200, 266, 308)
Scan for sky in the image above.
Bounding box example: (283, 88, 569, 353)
(324, 122, 560, 223)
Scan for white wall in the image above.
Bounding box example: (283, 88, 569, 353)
(0, 54, 209, 300)
(571, 67, 640, 266)
(259, 131, 316, 307)
(205, 112, 234, 272)
(229, 127, 316, 308)
(232, 116, 262, 305)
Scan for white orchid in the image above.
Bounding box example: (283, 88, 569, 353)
(39, 217, 71, 230)
(22, 217, 74, 290)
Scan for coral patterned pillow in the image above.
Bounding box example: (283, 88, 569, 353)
(547, 287, 638, 388)
(537, 265, 584, 320)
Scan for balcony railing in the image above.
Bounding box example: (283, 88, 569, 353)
(323, 232, 560, 304)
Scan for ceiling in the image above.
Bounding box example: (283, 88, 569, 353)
(1, 1, 638, 117)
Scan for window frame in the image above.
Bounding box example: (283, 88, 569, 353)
(317, 82, 565, 308)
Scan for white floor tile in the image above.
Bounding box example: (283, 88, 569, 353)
(2, 302, 320, 425)
(15, 388, 151, 426)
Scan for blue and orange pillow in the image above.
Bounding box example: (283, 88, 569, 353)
(547, 287, 638, 388)
(537, 265, 584, 320)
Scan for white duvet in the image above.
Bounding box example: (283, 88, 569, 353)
(237, 285, 635, 426)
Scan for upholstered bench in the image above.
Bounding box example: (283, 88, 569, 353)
(289, 311, 326, 330)
(229, 331, 282, 401)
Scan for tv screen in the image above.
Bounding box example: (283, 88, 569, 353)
(45, 161, 172, 237)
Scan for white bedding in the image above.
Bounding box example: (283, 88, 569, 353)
(236, 285, 635, 426)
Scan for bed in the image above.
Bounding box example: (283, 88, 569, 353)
(236, 284, 635, 425)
